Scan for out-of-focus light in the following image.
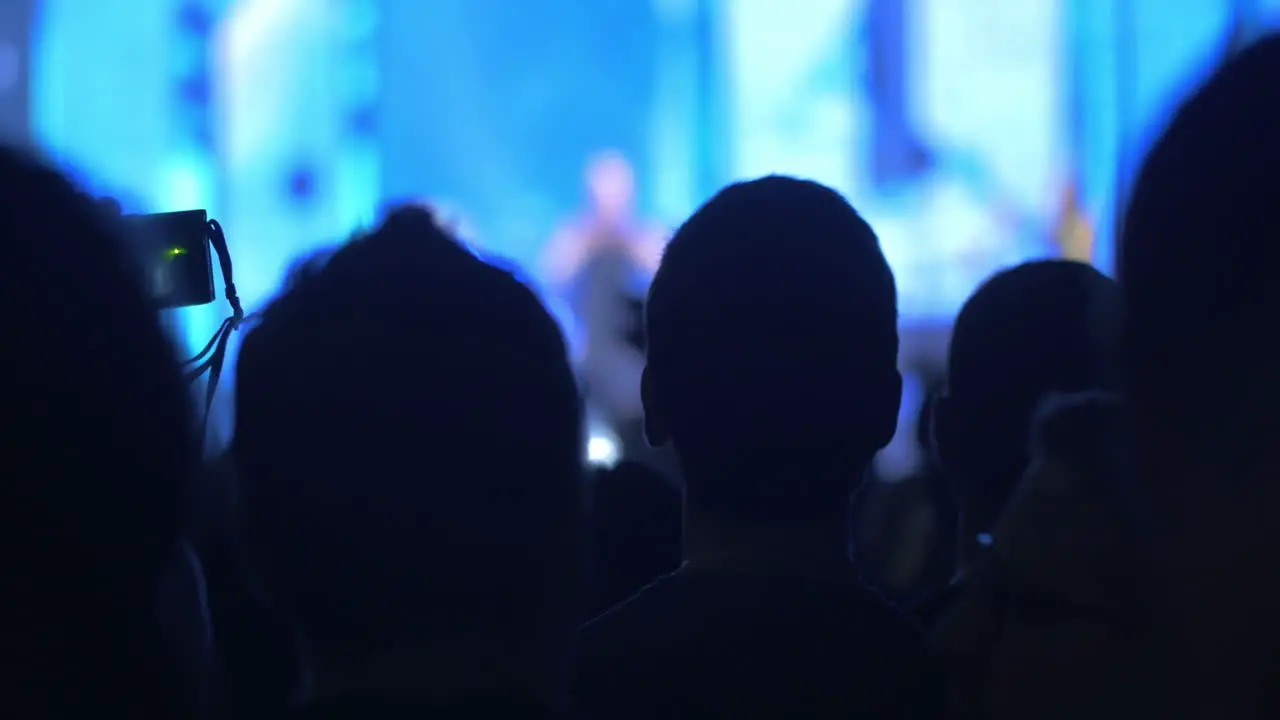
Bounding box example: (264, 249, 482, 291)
(976, 532, 994, 547)
(587, 434, 620, 468)
(0, 42, 20, 95)
(158, 156, 211, 212)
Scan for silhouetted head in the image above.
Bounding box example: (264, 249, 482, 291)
(1122, 37, 1280, 449)
(643, 176, 901, 527)
(1119, 39, 1280, 714)
(585, 150, 635, 222)
(235, 207, 584, 704)
(0, 147, 198, 716)
(933, 260, 1122, 530)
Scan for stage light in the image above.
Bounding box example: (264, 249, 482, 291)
(587, 434, 620, 468)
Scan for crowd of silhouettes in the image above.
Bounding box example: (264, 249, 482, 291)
(4, 34, 1280, 720)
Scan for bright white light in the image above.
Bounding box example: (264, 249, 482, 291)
(586, 434, 620, 468)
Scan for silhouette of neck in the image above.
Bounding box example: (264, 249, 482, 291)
(954, 529, 984, 581)
(680, 501, 856, 584)
(947, 452, 1027, 577)
(955, 492, 1007, 577)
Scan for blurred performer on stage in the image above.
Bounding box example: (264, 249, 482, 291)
(541, 151, 667, 451)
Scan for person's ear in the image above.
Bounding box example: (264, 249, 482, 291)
(640, 366, 669, 447)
